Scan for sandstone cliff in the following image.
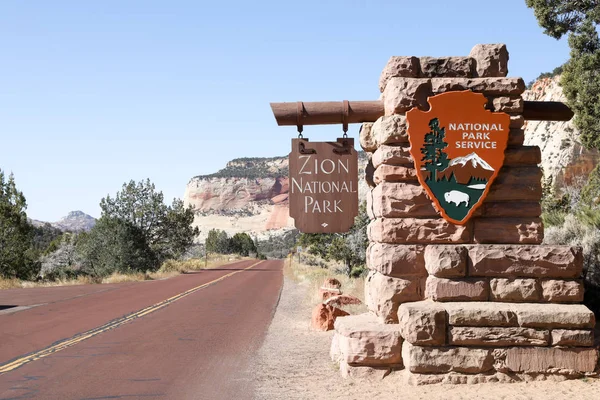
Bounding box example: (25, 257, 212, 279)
(523, 76, 599, 187)
(184, 155, 369, 240)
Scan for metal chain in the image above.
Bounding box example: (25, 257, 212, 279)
(297, 101, 304, 139)
(342, 100, 349, 138)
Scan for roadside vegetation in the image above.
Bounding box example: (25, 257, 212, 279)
(204, 228, 263, 258)
(284, 253, 367, 314)
(0, 172, 252, 289)
(275, 202, 370, 312)
(541, 165, 600, 315)
(295, 202, 369, 278)
(0, 253, 248, 290)
(256, 230, 300, 259)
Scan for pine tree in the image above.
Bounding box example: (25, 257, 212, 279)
(420, 118, 449, 181)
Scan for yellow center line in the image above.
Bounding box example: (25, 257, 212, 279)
(0, 260, 264, 374)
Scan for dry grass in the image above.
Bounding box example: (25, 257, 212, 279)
(0, 254, 251, 290)
(12, 275, 99, 289)
(0, 278, 22, 290)
(101, 272, 148, 284)
(284, 253, 367, 314)
(146, 270, 180, 281)
(158, 253, 249, 273)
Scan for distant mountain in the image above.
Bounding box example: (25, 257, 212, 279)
(438, 152, 494, 184)
(54, 211, 96, 232)
(28, 218, 50, 228)
(29, 211, 96, 232)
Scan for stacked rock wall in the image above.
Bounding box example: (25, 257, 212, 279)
(331, 44, 598, 384)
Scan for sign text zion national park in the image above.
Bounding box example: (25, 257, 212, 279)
(288, 138, 359, 233)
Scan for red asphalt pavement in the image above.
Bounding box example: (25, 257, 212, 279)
(0, 259, 283, 399)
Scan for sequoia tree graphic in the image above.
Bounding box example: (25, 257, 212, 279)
(420, 118, 449, 181)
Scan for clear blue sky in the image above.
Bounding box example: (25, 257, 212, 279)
(0, 0, 569, 221)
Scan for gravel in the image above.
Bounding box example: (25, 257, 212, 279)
(253, 277, 600, 400)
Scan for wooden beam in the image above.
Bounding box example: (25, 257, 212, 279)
(270, 100, 573, 126)
(270, 101, 384, 127)
(522, 101, 574, 121)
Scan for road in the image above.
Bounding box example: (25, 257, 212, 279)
(0, 259, 283, 400)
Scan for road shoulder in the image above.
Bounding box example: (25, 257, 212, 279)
(253, 277, 600, 400)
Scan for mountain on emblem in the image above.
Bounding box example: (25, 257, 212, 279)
(438, 153, 494, 185)
(406, 91, 511, 225)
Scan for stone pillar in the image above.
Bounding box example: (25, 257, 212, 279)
(331, 44, 597, 383)
(364, 43, 544, 323)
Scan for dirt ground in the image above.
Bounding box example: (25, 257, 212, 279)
(253, 277, 600, 400)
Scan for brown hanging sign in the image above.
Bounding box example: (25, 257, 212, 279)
(406, 91, 510, 225)
(289, 138, 359, 233)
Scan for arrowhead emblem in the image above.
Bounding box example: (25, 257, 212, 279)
(406, 91, 510, 225)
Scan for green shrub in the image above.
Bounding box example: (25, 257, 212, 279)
(545, 214, 600, 315)
(581, 165, 600, 206)
(349, 265, 367, 278)
(77, 217, 157, 278)
(542, 210, 568, 227)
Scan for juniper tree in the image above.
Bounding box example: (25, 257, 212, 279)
(77, 217, 156, 277)
(100, 179, 199, 263)
(205, 229, 231, 254)
(229, 232, 257, 256)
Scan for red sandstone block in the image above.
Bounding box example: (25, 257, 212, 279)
(541, 279, 584, 303)
(467, 245, 582, 278)
(368, 218, 471, 244)
(551, 329, 594, 347)
(473, 218, 543, 244)
(424, 276, 489, 302)
(398, 301, 447, 346)
(505, 347, 598, 373)
(449, 326, 549, 347)
(402, 342, 494, 374)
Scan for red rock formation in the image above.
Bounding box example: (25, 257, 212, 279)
(311, 304, 349, 331)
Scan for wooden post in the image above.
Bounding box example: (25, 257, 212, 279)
(270, 100, 574, 127)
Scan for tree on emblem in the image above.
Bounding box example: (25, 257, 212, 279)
(420, 118, 449, 181)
